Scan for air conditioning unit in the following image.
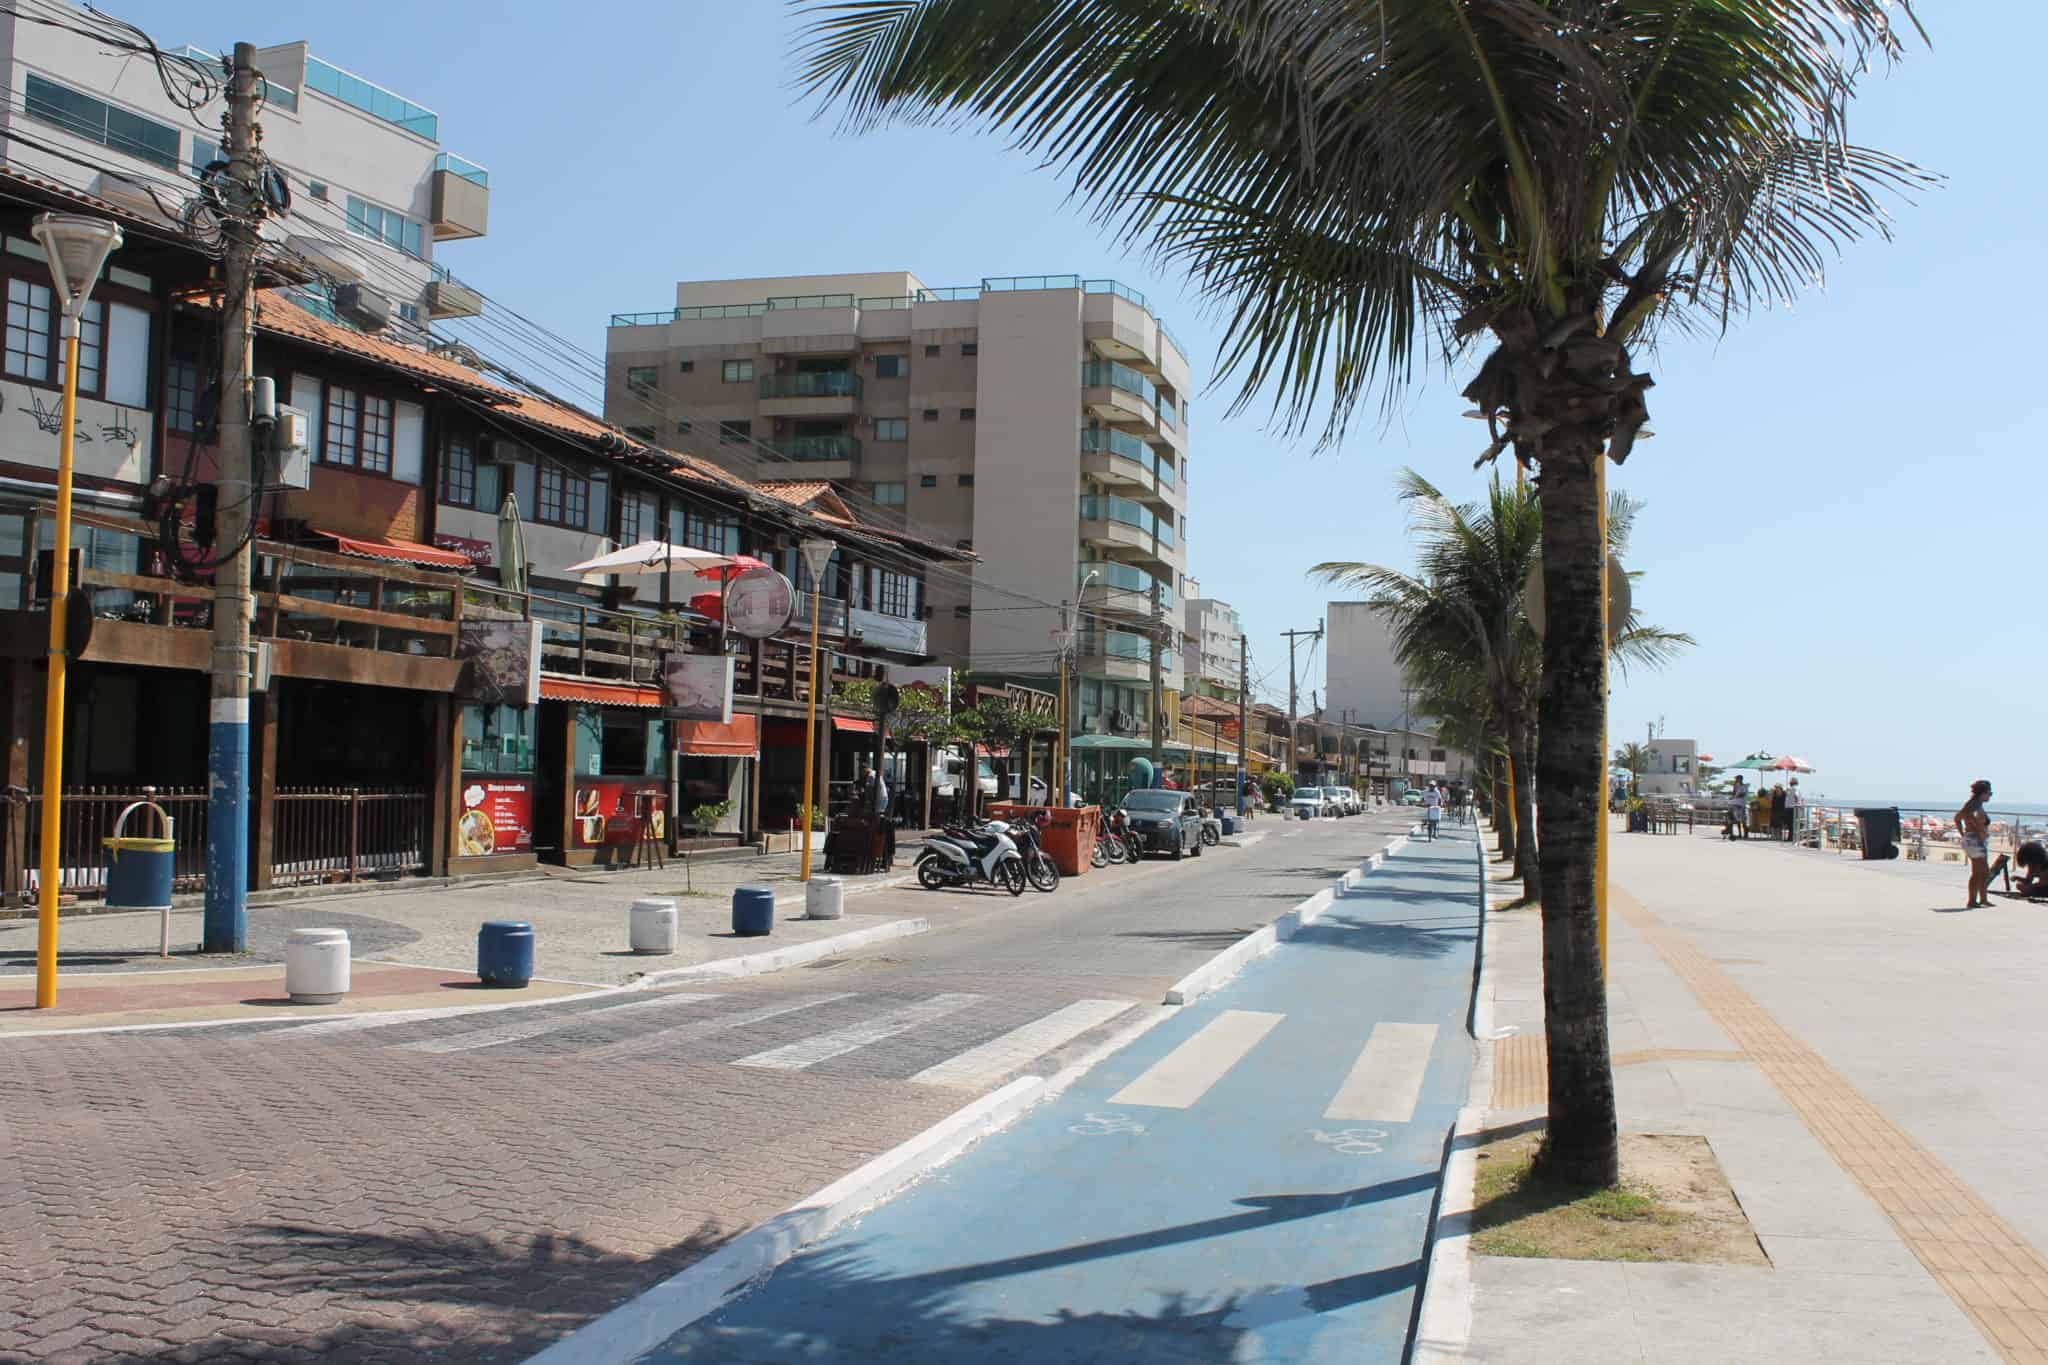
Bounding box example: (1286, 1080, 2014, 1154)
(334, 282, 392, 332)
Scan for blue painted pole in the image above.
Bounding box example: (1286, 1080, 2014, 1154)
(203, 698, 248, 953)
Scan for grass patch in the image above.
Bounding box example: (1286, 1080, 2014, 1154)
(1469, 1130, 1766, 1265)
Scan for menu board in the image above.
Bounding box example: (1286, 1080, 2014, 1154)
(573, 779, 667, 849)
(459, 776, 534, 856)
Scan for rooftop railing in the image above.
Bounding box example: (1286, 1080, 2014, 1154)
(434, 151, 489, 187)
(304, 55, 438, 139)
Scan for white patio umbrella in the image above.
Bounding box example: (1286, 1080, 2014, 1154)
(563, 540, 734, 578)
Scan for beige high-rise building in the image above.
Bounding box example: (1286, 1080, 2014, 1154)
(604, 271, 1192, 749)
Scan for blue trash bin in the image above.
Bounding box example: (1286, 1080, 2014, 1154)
(732, 885, 775, 936)
(477, 920, 534, 987)
(1220, 815, 1237, 837)
(104, 801, 175, 911)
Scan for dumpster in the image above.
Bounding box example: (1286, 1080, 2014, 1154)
(103, 800, 176, 957)
(986, 803, 1100, 877)
(1854, 806, 1901, 861)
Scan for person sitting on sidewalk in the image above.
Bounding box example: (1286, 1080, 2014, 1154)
(1986, 840, 2048, 898)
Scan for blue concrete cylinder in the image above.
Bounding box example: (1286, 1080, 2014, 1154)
(732, 885, 776, 937)
(1220, 815, 1237, 837)
(477, 920, 535, 987)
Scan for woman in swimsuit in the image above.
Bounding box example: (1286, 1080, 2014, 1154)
(1955, 779, 1994, 909)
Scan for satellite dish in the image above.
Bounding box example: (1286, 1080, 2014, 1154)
(1523, 555, 1631, 647)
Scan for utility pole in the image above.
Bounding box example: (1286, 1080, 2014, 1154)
(1281, 621, 1321, 784)
(1147, 581, 1165, 779)
(1054, 602, 1070, 808)
(1235, 634, 1248, 815)
(1401, 683, 1420, 787)
(204, 43, 261, 953)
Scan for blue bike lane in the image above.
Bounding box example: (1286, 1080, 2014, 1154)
(641, 826, 1481, 1364)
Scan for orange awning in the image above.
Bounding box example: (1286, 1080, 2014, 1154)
(675, 713, 758, 757)
(316, 528, 472, 570)
(540, 677, 665, 708)
(833, 716, 876, 734)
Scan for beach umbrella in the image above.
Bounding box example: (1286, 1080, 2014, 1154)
(1766, 755, 1815, 775)
(1726, 751, 1775, 771)
(563, 541, 734, 578)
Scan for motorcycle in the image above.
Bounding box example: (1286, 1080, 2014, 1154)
(999, 815, 1061, 892)
(917, 822, 1027, 895)
(1198, 807, 1222, 847)
(1104, 808, 1144, 863)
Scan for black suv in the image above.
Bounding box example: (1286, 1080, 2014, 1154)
(1119, 789, 1206, 860)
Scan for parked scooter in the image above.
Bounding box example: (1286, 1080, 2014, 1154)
(917, 821, 1027, 895)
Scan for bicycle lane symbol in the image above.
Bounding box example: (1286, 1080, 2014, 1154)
(1069, 1112, 1147, 1137)
(1309, 1127, 1387, 1155)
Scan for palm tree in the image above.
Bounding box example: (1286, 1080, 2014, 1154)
(1613, 742, 1654, 798)
(796, 0, 1923, 1186)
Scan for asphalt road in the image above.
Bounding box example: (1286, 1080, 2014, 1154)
(1, 810, 1425, 1363)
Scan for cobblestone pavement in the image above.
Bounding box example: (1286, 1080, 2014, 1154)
(0, 815, 1410, 1363)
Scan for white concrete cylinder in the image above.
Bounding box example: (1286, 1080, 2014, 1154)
(805, 876, 845, 921)
(285, 928, 350, 1005)
(629, 898, 680, 954)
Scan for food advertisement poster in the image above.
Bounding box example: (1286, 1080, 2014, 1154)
(459, 776, 534, 856)
(573, 779, 666, 848)
(457, 619, 542, 706)
(661, 653, 734, 723)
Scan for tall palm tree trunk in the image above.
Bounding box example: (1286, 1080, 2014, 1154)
(1505, 717, 1539, 899)
(1535, 449, 1620, 1188)
(1498, 754, 1518, 860)
(1491, 756, 1511, 855)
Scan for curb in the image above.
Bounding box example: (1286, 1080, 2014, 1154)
(632, 917, 931, 988)
(1411, 826, 1502, 1365)
(1161, 830, 1413, 1006)
(1219, 830, 1268, 849)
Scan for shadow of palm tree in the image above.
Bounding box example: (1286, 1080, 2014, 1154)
(1291, 912, 1475, 960)
(1114, 928, 1259, 947)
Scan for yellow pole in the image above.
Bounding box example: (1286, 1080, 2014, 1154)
(35, 325, 80, 1009)
(1596, 453, 1610, 973)
(798, 585, 823, 881)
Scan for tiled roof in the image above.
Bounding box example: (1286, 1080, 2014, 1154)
(756, 480, 834, 506)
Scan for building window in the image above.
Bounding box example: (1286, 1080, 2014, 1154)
(721, 359, 754, 383)
(166, 354, 201, 432)
(537, 459, 590, 528)
(961, 342, 978, 356)
(960, 407, 976, 421)
(624, 424, 657, 441)
(958, 474, 974, 487)
(922, 408, 938, 421)
(718, 419, 751, 445)
(924, 344, 940, 357)
(953, 605, 970, 618)
(397, 302, 420, 325)
(24, 74, 180, 170)
(440, 437, 477, 506)
(308, 179, 329, 201)
(874, 418, 907, 442)
(4, 277, 53, 383)
(677, 360, 694, 373)
(875, 355, 906, 379)
(872, 481, 906, 506)
(358, 394, 394, 474)
(919, 474, 938, 488)
(1430, 748, 1447, 762)
(321, 385, 360, 466)
(675, 419, 692, 434)
(190, 137, 223, 176)
(344, 195, 424, 258)
(676, 504, 739, 555)
(618, 491, 645, 543)
(874, 569, 914, 617)
(626, 365, 658, 391)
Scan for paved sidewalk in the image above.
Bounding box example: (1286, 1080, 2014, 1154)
(634, 826, 1481, 1362)
(1457, 821, 2032, 1363)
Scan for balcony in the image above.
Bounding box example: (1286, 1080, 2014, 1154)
(1080, 428, 1154, 491)
(1079, 560, 1170, 622)
(430, 153, 490, 241)
(792, 591, 851, 637)
(760, 370, 861, 419)
(774, 434, 861, 464)
(1075, 629, 1167, 684)
(305, 56, 439, 138)
(1080, 495, 1174, 569)
(850, 606, 927, 656)
(424, 266, 481, 319)
(1082, 359, 1160, 429)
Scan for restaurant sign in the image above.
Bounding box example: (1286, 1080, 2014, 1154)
(434, 534, 494, 568)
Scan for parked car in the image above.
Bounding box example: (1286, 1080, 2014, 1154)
(1290, 786, 1336, 820)
(1329, 786, 1364, 816)
(1400, 788, 1425, 807)
(1119, 789, 1206, 859)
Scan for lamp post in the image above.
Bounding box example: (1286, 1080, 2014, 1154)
(30, 213, 121, 1010)
(797, 537, 836, 881)
(1058, 568, 1099, 809)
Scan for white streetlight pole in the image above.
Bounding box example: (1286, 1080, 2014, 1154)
(29, 212, 121, 1010)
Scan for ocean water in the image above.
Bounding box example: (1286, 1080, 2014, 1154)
(1815, 798, 2048, 819)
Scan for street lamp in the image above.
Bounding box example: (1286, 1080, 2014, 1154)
(797, 537, 836, 881)
(30, 212, 121, 1011)
(1057, 567, 1100, 809)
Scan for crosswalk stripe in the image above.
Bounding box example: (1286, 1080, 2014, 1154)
(580, 992, 858, 1063)
(733, 993, 982, 1071)
(909, 998, 1133, 1088)
(1324, 1022, 1438, 1122)
(397, 991, 723, 1055)
(1108, 1009, 1283, 1109)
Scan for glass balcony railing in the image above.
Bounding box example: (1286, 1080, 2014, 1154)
(304, 56, 438, 139)
(1084, 630, 1151, 661)
(775, 434, 861, 462)
(1082, 359, 1158, 408)
(434, 151, 489, 187)
(983, 274, 1081, 292)
(1082, 427, 1149, 466)
(1080, 495, 1174, 553)
(1080, 561, 1172, 609)
(1157, 395, 1179, 429)
(767, 293, 855, 310)
(759, 372, 861, 400)
(1153, 454, 1175, 489)
(1084, 279, 1147, 307)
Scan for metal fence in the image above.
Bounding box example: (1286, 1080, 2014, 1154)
(270, 787, 431, 887)
(9, 785, 210, 899)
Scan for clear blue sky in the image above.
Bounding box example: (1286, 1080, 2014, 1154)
(147, 2, 2041, 803)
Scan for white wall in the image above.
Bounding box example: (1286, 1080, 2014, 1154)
(1327, 601, 1413, 731)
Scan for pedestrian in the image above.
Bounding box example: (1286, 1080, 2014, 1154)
(1770, 784, 1789, 843)
(1423, 782, 1443, 841)
(1955, 779, 1995, 909)
(1728, 776, 1749, 839)
(1786, 779, 1803, 844)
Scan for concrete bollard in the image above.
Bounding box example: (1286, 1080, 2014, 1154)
(284, 928, 350, 1004)
(805, 876, 845, 921)
(732, 885, 776, 936)
(629, 898, 679, 954)
(477, 920, 535, 987)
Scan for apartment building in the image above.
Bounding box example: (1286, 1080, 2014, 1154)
(604, 271, 1194, 755)
(1181, 580, 1245, 703)
(0, 2, 490, 333)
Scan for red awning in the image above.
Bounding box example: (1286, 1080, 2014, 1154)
(833, 716, 876, 734)
(675, 714, 758, 757)
(540, 677, 665, 709)
(315, 528, 472, 570)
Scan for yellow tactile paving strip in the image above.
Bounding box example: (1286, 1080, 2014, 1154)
(1612, 886, 2048, 1364)
(1490, 1035, 1743, 1108)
